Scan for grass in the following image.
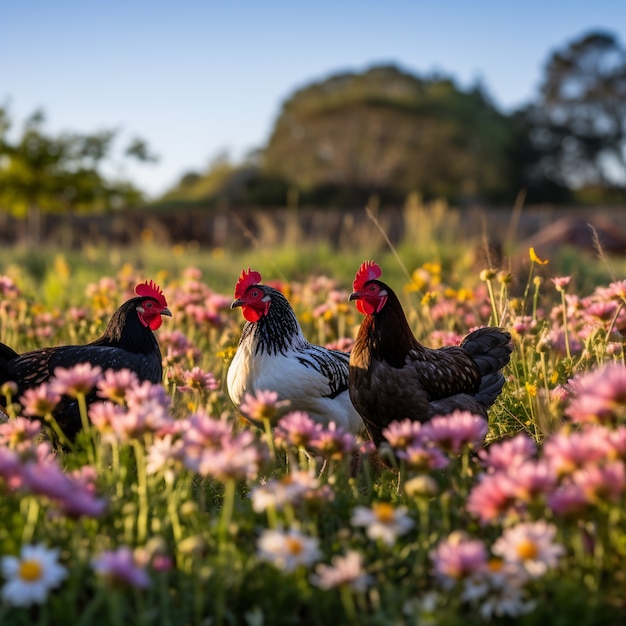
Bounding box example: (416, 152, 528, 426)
(1, 215, 626, 624)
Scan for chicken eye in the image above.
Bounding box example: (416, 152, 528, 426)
(250, 289, 261, 298)
(145, 301, 154, 309)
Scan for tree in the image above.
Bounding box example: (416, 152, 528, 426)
(0, 107, 157, 241)
(261, 65, 517, 206)
(523, 31, 626, 198)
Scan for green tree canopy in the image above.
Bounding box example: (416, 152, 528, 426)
(261, 65, 517, 205)
(0, 108, 156, 220)
(520, 31, 626, 200)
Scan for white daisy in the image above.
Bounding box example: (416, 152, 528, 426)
(310, 550, 373, 592)
(1, 543, 67, 607)
(492, 520, 565, 579)
(256, 528, 321, 572)
(350, 502, 414, 546)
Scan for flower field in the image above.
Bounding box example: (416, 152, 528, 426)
(1, 243, 626, 625)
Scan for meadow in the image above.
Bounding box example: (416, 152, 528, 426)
(1, 209, 626, 625)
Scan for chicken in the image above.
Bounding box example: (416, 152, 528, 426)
(348, 261, 512, 447)
(0, 280, 172, 439)
(226, 268, 365, 436)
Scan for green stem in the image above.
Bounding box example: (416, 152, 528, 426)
(132, 440, 149, 544)
(560, 291, 572, 361)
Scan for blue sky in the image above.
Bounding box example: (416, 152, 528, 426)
(2, 1, 626, 198)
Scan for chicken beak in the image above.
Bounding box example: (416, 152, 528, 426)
(161, 307, 173, 317)
(231, 298, 244, 309)
(348, 291, 361, 301)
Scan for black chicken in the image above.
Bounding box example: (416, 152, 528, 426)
(0, 280, 171, 439)
(348, 261, 512, 448)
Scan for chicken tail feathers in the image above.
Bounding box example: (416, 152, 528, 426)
(474, 371, 506, 409)
(461, 327, 512, 376)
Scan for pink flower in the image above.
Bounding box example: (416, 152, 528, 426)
(92, 546, 150, 589)
(547, 484, 590, 517)
(396, 442, 449, 472)
(543, 427, 613, 477)
(50, 363, 103, 397)
(21, 457, 107, 518)
(467, 472, 519, 524)
(238, 389, 291, 427)
(571, 460, 626, 504)
(0, 418, 42, 449)
(551, 276, 571, 292)
(478, 433, 536, 473)
(382, 419, 423, 450)
(565, 363, 626, 425)
(96, 369, 140, 403)
(176, 367, 219, 393)
(274, 411, 324, 449)
(430, 532, 488, 586)
(20, 384, 61, 418)
(421, 411, 489, 454)
(508, 460, 557, 503)
(309, 422, 359, 459)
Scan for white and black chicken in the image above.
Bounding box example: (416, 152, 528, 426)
(226, 268, 365, 436)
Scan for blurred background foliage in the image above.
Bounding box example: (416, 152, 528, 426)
(1, 29, 626, 227)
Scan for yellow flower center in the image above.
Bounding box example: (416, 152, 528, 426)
(19, 559, 43, 582)
(488, 558, 504, 572)
(516, 539, 538, 560)
(285, 538, 304, 555)
(373, 502, 395, 523)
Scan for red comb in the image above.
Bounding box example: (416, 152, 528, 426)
(234, 268, 262, 299)
(135, 280, 167, 308)
(353, 260, 382, 291)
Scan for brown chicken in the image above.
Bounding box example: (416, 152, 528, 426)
(348, 261, 512, 447)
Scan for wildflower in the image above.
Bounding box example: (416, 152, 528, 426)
(176, 366, 219, 393)
(251, 470, 320, 513)
(310, 550, 373, 592)
(547, 484, 590, 517)
(396, 442, 449, 472)
(145, 432, 185, 475)
(462, 561, 536, 620)
(382, 419, 423, 449)
(274, 411, 324, 449)
(92, 546, 151, 589)
(0, 417, 42, 450)
(351, 502, 414, 546)
(430, 532, 488, 587)
(508, 459, 557, 503)
(467, 472, 518, 524)
(1, 543, 67, 607)
(96, 368, 140, 403)
(20, 384, 61, 418)
(478, 433, 536, 473)
(238, 389, 291, 428)
(551, 276, 571, 292)
(421, 411, 489, 454)
(191, 430, 264, 481)
(492, 520, 564, 579)
(256, 528, 321, 572)
(50, 363, 103, 397)
(543, 427, 613, 477)
(529, 247, 549, 265)
(310, 422, 359, 459)
(571, 460, 626, 504)
(21, 458, 107, 518)
(565, 362, 626, 425)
